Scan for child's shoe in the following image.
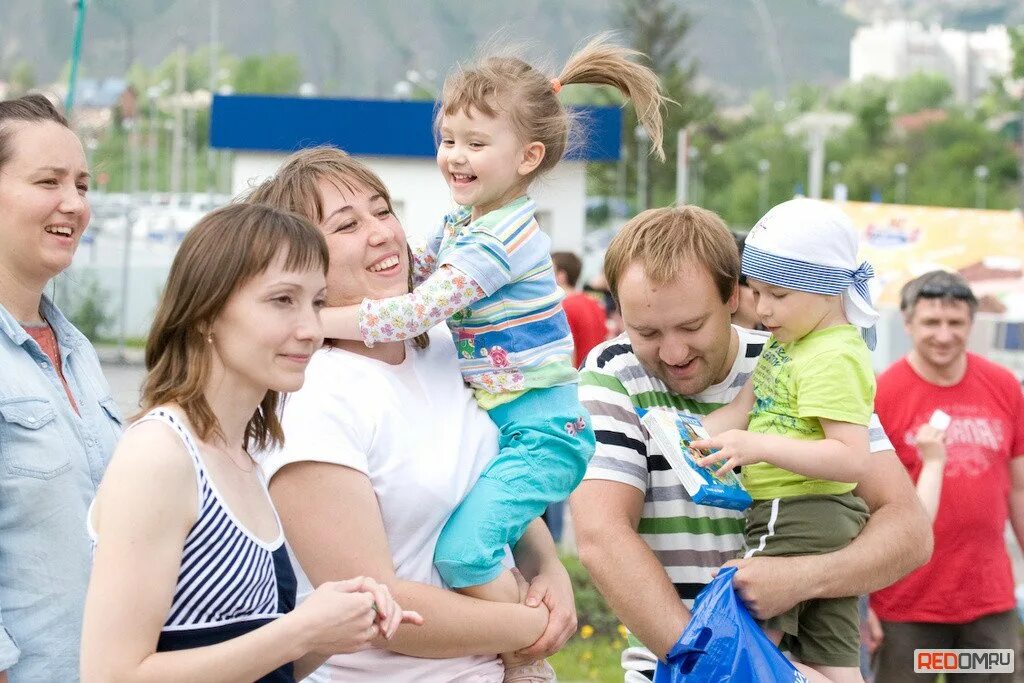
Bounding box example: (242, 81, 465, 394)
(503, 659, 556, 682)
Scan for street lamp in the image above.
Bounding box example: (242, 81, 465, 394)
(974, 164, 989, 209)
(66, 0, 87, 114)
(894, 162, 908, 204)
(635, 124, 650, 212)
(687, 147, 701, 206)
(758, 158, 771, 215)
(828, 160, 843, 199)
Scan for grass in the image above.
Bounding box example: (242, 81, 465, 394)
(550, 635, 627, 682)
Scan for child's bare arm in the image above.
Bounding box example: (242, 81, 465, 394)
(692, 419, 870, 483)
(702, 379, 754, 435)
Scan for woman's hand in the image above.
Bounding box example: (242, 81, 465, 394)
(515, 563, 577, 659)
(692, 429, 764, 476)
(294, 577, 422, 656)
(358, 576, 425, 640)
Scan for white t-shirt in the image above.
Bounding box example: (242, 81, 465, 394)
(261, 326, 504, 682)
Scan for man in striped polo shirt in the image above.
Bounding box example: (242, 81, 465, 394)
(570, 205, 932, 682)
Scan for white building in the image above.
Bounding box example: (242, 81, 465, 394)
(850, 21, 1012, 104)
(211, 94, 623, 251)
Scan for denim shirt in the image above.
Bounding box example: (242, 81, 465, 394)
(0, 296, 122, 681)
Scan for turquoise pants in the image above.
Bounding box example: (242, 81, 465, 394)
(434, 384, 595, 588)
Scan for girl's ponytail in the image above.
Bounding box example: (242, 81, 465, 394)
(557, 34, 668, 160)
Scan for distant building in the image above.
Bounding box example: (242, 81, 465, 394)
(209, 94, 622, 251)
(850, 21, 1012, 104)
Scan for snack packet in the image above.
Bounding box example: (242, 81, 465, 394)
(637, 407, 752, 511)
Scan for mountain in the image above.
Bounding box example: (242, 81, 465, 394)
(2, 0, 860, 103)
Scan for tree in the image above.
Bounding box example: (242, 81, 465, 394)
(232, 54, 303, 95)
(8, 60, 36, 97)
(1011, 25, 1024, 80)
(893, 72, 954, 114)
(93, 0, 169, 72)
(855, 92, 891, 147)
(588, 0, 713, 211)
(152, 45, 238, 93)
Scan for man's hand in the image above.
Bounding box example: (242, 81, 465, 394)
(515, 563, 578, 659)
(718, 555, 812, 620)
(692, 429, 765, 476)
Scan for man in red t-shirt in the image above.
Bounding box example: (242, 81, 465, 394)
(868, 271, 1024, 682)
(552, 252, 608, 368)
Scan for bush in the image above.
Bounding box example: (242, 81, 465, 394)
(66, 273, 113, 341)
(562, 554, 621, 638)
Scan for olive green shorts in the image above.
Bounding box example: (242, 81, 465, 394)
(743, 492, 870, 667)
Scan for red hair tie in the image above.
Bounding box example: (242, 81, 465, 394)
(550, 78, 562, 94)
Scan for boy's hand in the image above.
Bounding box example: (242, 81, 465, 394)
(691, 430, 764, 475)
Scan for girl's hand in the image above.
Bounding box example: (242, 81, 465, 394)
(691, 430, 764, 476)
(914, 423, 947, 465)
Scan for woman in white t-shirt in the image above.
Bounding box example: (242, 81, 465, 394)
(250, 147, 576, 682)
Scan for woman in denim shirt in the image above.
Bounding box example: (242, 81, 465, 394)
(0, 95, 121, 682)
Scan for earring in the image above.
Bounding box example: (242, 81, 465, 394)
(206, 333, 213, 344)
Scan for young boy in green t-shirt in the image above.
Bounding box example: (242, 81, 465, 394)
(691, 198, 878, 683)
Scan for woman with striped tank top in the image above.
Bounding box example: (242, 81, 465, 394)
(80, 204, 422, 682)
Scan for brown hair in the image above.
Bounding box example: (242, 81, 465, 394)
(551, 251, 583, 288)
(244, 145, 428, 349)
(438, 34, 668, 181)
(0, 94, 70, 172)
(140, 203, 329, 451)
(899, 269, 978, 318)
(604, 205, 739, 304)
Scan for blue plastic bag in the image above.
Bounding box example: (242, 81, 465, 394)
(654, 567, 808, 683)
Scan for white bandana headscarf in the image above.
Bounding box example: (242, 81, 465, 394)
(741, 198, 879, 349)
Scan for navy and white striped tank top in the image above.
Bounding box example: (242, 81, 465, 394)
(128, 409, 297, 681)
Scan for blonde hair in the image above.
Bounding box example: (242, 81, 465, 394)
(438, 34, 668, 180)
(604, 205, 739, 304)
(140, 203, 329, 451)
(243, 145, 428, 349)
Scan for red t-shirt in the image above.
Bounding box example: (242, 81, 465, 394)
(562, 291, 608, 367)
(869, 353, 1024, 624)
(23, 322, 79, 414)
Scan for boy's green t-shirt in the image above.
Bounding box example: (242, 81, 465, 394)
(743, 324, 875, 499)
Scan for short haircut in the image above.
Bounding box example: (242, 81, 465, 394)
(551, 251, 583, 287)
(604, 205, 739, 304)
(900, 270, 979, 318)
(0, 94, 70, 172)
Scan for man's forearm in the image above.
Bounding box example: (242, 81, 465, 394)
(577, 527, 688, 659)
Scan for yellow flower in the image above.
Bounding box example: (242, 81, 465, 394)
(618, 624, 629, 638)
(580, 624, 595, 639)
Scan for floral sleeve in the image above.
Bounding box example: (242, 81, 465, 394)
(410, 240, 438, 286)
(358, 265, 486, 346)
